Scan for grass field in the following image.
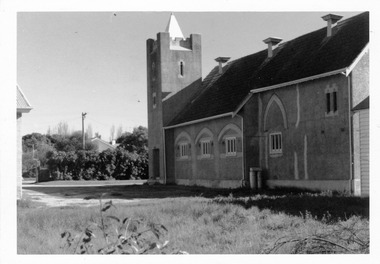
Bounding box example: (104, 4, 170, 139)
(17, 186, 369, 254)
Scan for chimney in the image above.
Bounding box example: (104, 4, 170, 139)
(263, 37, 282, 58)
(215, 57, 230, 74)
(322, 14, 343, 37)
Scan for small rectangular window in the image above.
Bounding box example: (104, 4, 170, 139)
(225, 137, 237, 156)
(179, 143, 189, 158)
(333, 91, 337, 112)
(152, 92, 157, 109)
(326, 90, 338, 115)
(201, 140, 211, 157)
(180, 61, 184, 76)
(269, 132, 282, 155)
(326, 93, 331, 113)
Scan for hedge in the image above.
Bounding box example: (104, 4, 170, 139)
(45, 148, 148, 181)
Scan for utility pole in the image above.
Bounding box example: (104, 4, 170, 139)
(82, 112, 87, 149)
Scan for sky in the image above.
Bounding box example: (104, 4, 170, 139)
(17, 11, 363, 141)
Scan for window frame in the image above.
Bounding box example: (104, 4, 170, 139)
(200, 139, 211, 158)
(178, 142, 189, 159)
(152, 92, 157, 109)
(269, 132, 283, 155)
(325, 86, 338, 116)
(178, 60, 185, 78)
(225, 137, 237, 156)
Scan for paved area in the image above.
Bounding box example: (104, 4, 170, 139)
(22, 180, 153, 207)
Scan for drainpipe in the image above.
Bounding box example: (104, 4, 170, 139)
(162, 128, 167, 184)
(347, 74, 353, 194)
(236, 114, 245, 187)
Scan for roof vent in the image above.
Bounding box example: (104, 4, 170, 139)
(215, 57, 230, 74)
(263, 37, 282, 58)
(321, 14, 343, 37)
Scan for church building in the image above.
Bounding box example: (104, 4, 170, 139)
(146, 12, 369, 196)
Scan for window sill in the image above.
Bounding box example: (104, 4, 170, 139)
(220, 152, 243, 159)
(269, 152, 283, 158)
(197, 154, 214, 160)
(176, 156, 191, 161)
(325, 110, 339, 117)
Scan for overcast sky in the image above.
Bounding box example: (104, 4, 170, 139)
(17, 11, 362, 140)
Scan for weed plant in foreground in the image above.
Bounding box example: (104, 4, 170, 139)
(17, 191, 369, 254)
(60, 196, 187, 254)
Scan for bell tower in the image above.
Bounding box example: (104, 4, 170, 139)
(146, 13, 202, 181)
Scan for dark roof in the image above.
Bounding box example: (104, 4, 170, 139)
(168, 12, 369, 126)
(352, 96, 369, 111)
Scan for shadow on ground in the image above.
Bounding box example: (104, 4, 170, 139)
(213, 192, 369, 222)
(23, 184, 369, 222)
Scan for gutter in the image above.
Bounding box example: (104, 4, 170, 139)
(162, 128, 167, 184)
(345, 44, 369, 77)
(249, 68, 347, 94)
(163, 112, 233, 130)
(347, 74, 354, 194)
(16, 108, 33, 113)
(233, 92, 253, 117)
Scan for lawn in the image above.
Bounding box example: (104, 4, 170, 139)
(17, 186, 369, 254)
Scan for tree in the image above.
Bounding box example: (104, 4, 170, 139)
(22, 133, 50, 152)
(86, 124, 93, 139)
(116, 125, 123, 140)
(56, 121, 69, 137)
(110, 125, 115, 142)
(22, 133, 55, 168)
(117, 126, 148, 153)
(48, 131, 97, 152)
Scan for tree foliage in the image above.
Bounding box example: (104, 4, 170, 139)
(46, 148, 148, 180)
(22, 133, 55, 168)
(22, 125, 148, 180)
(117, 126, 148, 153)
(47, 131, 97, 152)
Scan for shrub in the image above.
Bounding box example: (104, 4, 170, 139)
(46, 148, 148, 181)
(61, 198, 187, 254)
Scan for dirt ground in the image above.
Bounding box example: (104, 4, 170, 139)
(21, 180, 241, 207)
(22, 180, 154, 207)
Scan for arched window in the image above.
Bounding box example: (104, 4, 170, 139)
(195, 128, 214, 159)
(175, 131, 192, 160)
(218, 123, 242, 157)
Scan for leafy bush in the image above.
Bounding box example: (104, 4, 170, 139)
(46, 148, 148, 181)
(61, 198, 187, 254)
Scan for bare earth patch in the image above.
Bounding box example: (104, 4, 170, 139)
(23, 189, 152, 207)
(22, 180, 153, 207)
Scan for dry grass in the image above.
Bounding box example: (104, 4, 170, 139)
(17, 189, 369, 254)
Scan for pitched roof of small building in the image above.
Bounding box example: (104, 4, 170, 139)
(352, 96, 369, 111)
(167, 12, 369, 127)
(17, 85, 33, 113)
(91, 137, 118, 151)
